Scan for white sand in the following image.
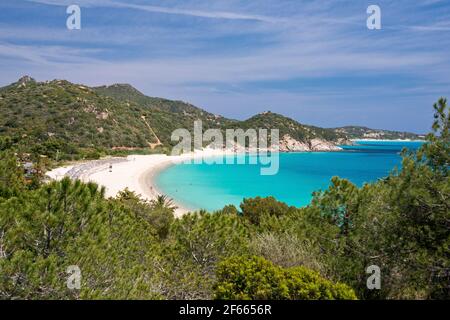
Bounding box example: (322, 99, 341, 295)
(46, 148, 235, 217)
(46, 165, 74, 180)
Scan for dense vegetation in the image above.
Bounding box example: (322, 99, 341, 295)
(0, 97, 448, 300)
(230, 111, 348, 143)
(93, 83, 237, 147)
(214, 256, 356, 299)
(0, 77, 166, 159)
(93, 83, 233, 119)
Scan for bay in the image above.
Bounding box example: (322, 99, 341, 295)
(154, 141, 424, 212)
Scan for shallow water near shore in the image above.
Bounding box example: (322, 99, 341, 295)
(154, 141, 424, 212)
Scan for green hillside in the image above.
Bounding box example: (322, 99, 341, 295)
(93, 83, 225, 116)
(231, 111, 348, 143)
(93, 83, 239, 146)
(93, 83, 237, 132)
(0, 77, 169, 159)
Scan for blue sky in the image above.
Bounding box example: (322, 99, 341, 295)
(1, 0, 449, 133)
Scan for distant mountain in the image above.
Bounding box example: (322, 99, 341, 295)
(333, 126, 425, 140)
(0, 76, 420, 160)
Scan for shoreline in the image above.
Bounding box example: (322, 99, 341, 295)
(45, 147, 339, 217)
(351, 138, 425, 142)
(46, 149, 236, 217)
(136, 156, 196, 216)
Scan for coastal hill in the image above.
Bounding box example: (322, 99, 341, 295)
(227, 112, 349, 151)
(92, 83, 238, 143)
(333, 126, 425, 140)
(0, 76, 163, 158)
(0, 76, 422, 159)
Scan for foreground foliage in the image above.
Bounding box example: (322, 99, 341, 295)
(214, 256, 356, 300)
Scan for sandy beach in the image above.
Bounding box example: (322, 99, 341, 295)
(46, 149, 234, 217)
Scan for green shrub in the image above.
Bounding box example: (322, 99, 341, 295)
(240, 197, 295, 225)
(285, 266, 357, 300)
(214, 256, 356, 300)
(214, 255, 289, 300)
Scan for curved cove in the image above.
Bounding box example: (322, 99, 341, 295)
(154, 141, 424, 212)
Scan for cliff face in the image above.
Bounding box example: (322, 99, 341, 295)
(279, 134, 309, 151)
(310, 138, 343, 151)
(279, 135, 342, 152)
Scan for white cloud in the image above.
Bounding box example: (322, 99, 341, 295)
(25, 0, 282, 22)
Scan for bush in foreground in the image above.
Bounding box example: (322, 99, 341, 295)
(214, 255, 356, 300)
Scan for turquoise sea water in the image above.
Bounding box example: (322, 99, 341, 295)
(154, 141, 424, 212)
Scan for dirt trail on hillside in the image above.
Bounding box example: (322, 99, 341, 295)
(141, 115, 163, 149)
